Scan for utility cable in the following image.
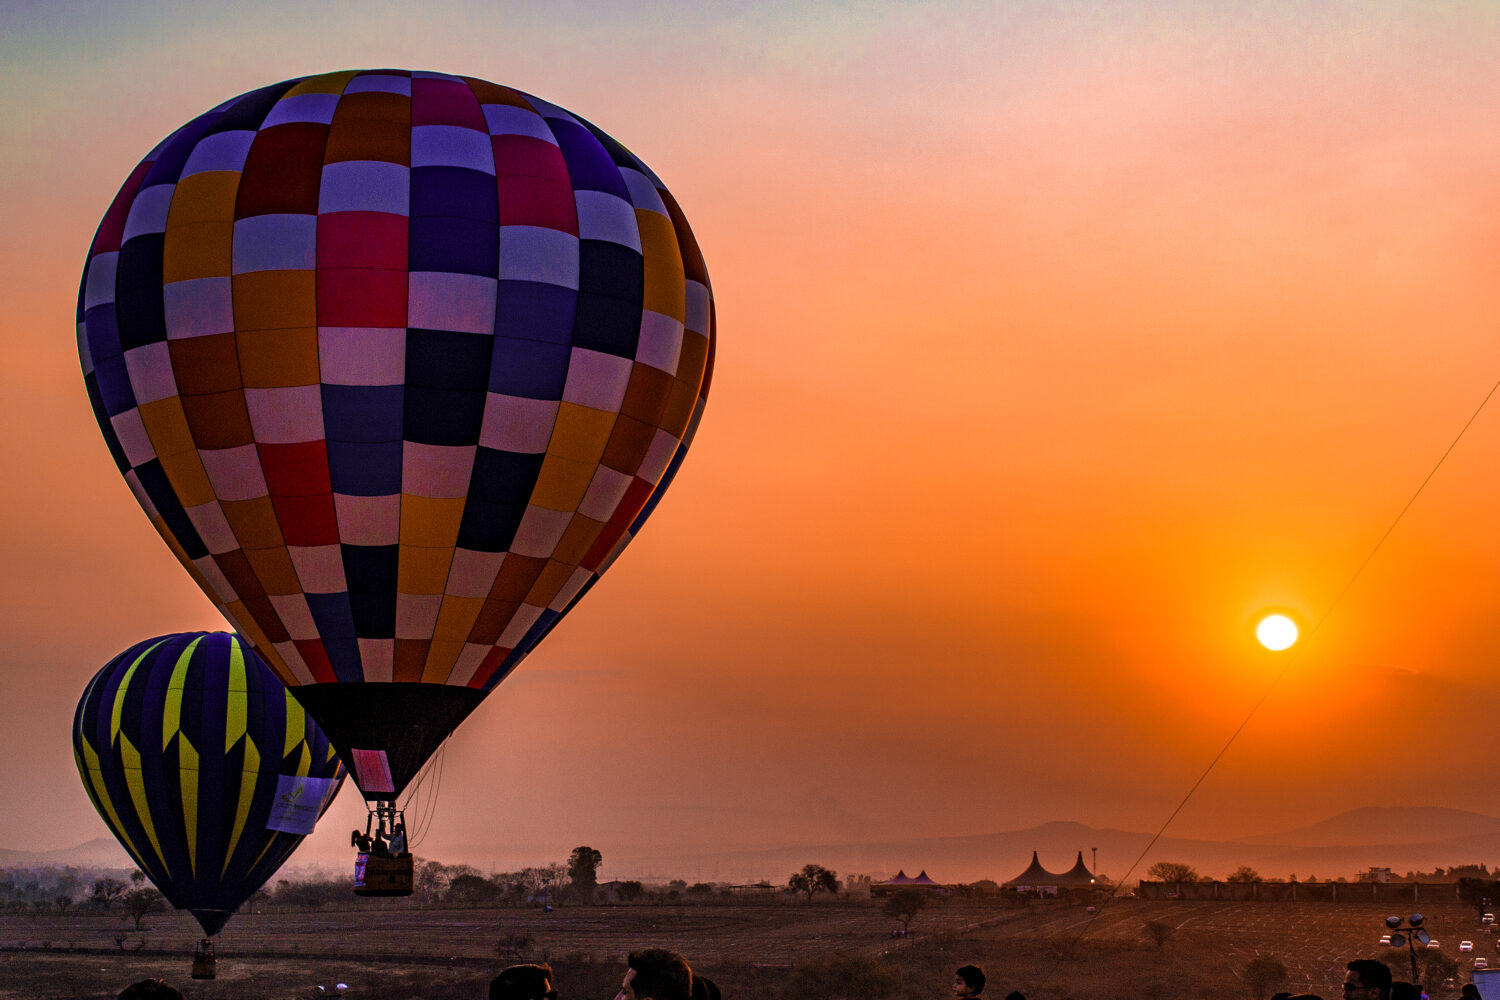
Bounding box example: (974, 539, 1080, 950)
(1036, 374, 1500, 989)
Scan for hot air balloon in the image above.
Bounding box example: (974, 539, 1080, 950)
(73, 631, 344, 975)
(76, 70, 716, 882)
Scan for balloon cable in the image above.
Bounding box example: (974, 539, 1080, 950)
(411, 749, 444, 849)
(400, 741, 447, 850)
(1035, 372, 1500, 988)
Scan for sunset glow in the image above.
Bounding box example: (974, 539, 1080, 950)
(1256, 615, 1300, 652)
(3, 2, 1500, 876)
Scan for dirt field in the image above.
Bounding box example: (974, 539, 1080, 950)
(0, 896, 1490, 999)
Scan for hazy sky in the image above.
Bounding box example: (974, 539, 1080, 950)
(5, 1, 1500, 880)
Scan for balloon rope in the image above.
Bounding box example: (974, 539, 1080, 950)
(1036, 373, 1500, 989)
(400, 741, 447, 849)
(410, 748, 444, 848)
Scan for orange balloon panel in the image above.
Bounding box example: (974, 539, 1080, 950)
(77, 71, 715, 797)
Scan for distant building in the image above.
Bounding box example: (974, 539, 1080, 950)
(1367, 867, 1393, 883)
(725, 881, 776, 895)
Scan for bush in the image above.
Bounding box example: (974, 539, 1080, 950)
(785, 951, 895, 1000)
(1241, 954, 1286, 998)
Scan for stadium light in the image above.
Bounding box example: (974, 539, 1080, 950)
(1384, 913, 1429, 987)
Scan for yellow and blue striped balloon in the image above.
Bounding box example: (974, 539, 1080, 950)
(73, 632, 345, 935)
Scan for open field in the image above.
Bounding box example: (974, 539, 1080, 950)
(1, 896, 1493, 999)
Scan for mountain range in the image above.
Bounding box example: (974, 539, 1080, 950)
(11, 806, 1500, 885)
(603, 806, 1500, 884)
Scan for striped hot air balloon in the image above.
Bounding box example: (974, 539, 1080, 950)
(73, 631, 344, 935)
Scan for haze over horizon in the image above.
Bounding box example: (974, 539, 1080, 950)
(5, 3, 1500, 882)
(14, 804, 1500, 889)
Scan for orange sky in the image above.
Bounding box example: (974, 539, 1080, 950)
(4, 2, 1500, 880)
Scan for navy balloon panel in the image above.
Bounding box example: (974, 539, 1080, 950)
(72, 632, 344, 935)
(78, 70, 715, 799)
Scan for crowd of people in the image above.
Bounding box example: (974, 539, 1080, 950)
(112, 948, 715, 1000)
(113, 953, 1481, 999)
(1266, 957, 1484, 1000)
(115, 951, 1002, 999)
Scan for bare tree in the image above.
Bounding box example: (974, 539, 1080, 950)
(883, 888, 928, 934)
(1147, 861, 1198, 884)
(90, 877, 127, 912)
(121, 888, 165, 931)
(788, 864, 841, 902)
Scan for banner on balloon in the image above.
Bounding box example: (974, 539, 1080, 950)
(350, 750, 395, 796)
(267, 775, 341, 835)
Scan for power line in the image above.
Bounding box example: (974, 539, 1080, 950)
(1037, 374, 1500, 987)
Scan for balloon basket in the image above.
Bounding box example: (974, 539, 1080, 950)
(354, 851, 414, 897)
(191, 938, 216, 979)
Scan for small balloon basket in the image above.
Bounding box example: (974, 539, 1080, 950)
(354, 851, 414, 897)
(191, 937, 216, 979)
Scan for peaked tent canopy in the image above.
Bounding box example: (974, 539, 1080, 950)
(1057, 851, 1097, 886)
(1004, 851, 1057, 888)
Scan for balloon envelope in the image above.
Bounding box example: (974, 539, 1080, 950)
(73, 632, 345, 935)
(76, 70, 715, 798)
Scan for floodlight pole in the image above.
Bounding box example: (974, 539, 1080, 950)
(1385, 914, 1425, 988)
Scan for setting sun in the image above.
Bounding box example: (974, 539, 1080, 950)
(1256, 615, 1300, 651)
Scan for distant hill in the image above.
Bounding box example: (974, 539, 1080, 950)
(1243, 806, 1500, 848)
(13, 807, 1500, 884)
(607, 808, 1500, 885)
(0, 837, 132, 869)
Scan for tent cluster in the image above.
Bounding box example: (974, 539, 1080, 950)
(1003, 851, 1097, 894)
(879, 869, 940, 888)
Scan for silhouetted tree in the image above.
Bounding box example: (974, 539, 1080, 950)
(617, 880, 645, 902)
(273, 878, 344, 911)
(121, 887, 165, 930)
(89, 876, 127, 911)
(414, 859, 476, 900)
(495, 931, 535, 961)
(1147, 861, 1198, 884)
(567, 846, 602, 904)
(789, 864, 841, 902)
(448, 872, 504, 904)
(884, 888, 927, 934)
(1226, 866, 1261, 883)
(1241, 955, 1286, 997)
(1458, 878, 1500, 920)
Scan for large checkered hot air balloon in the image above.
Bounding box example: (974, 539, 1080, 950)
(76, 71, 716, 840)
(73, 632, 345, 938)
